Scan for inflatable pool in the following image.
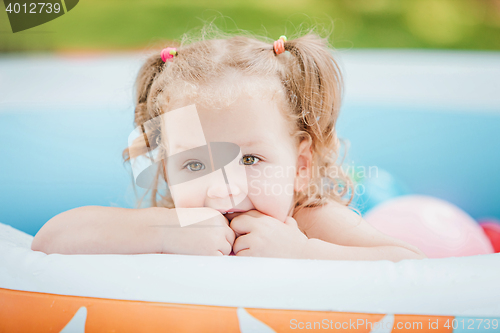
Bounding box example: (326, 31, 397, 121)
(1, 222, 500, 332)
(1, 51, 500, 331)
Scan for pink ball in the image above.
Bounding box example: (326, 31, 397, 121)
(365, 195, 494, 258)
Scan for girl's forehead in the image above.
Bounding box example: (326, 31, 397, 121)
(159, 72, 296, 150)
(163, 97, 294, 156)
(164, 71, 284, 110)
(201, 96, 288, 132)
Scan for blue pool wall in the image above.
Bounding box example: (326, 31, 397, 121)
(1, 51, 499, 236)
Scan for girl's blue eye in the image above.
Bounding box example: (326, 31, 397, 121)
(241, 155, 261, 166)
(184, 161, 205, 172)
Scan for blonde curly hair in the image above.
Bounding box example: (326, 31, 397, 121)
(123, 24, 354, 217)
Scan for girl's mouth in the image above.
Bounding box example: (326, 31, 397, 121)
(220, 209, 251, 221)
(220, 209, 248, 215)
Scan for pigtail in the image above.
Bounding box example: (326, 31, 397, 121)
(122, 54, 165, 163)
(122, 53, 170, 209)
(281, 34, 353, 214)
(284, 34, 343, 145)
(134, 54, 166, 127)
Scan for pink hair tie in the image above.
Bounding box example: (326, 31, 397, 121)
(273, 35, 287, 55)
(161, 47, 177, 62)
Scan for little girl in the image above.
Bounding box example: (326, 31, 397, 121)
(31, 28, 426, 262)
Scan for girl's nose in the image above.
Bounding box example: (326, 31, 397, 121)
(207, 181, 242, 199)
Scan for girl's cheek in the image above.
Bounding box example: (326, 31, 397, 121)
(245, 167, 261, 182)
(236, 161, 295, 220)
(245, 164, 295, 195)
(170, 181, 207, 207)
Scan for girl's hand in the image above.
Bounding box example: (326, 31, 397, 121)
(229, 210, 309, 259)
(158, 207, 235, 256)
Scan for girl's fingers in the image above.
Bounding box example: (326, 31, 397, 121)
(227, 210, 261, 223)
(220, 241, 232, 256)
(225, 228, 236, 246)
(241, 210, 262, 217)
(229, 215, 253, 235)
(234, 248, 251, 257)
(232, 234, 250, 254)
(230, 210, 279, 235)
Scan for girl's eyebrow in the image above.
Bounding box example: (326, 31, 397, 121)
(173, 139, 270, 152)
(238, 139, 277, 151)
(238, 139, 267, 147)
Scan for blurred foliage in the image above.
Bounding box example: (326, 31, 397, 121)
(1, 0, 500, 52)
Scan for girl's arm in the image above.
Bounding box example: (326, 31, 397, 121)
(301, 239, 426, 261)
(31, 206, 171, 254)
(294, 200, 427, 261)
(32, 206, 234, 255)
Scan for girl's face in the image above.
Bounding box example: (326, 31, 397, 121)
(163, 93, 311, 223)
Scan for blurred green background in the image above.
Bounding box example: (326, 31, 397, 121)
(1, 0, 500, 52)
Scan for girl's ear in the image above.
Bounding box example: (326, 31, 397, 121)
(294, 138, 313, 193)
